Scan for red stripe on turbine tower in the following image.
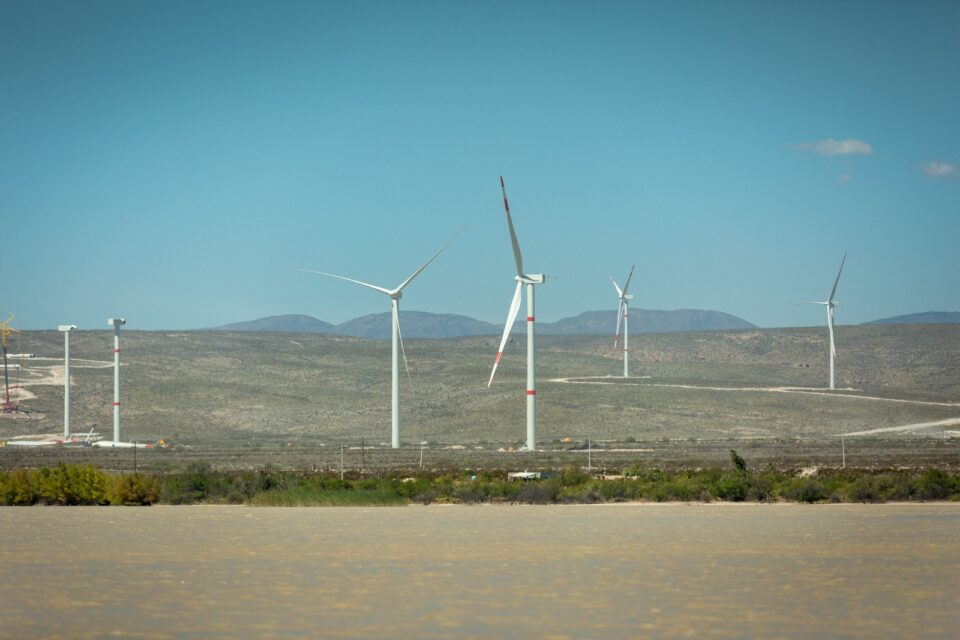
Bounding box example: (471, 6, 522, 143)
(527, 390, 536, 395)
(527, 316, 534, 322)
(113, 401, 120, 406)
(114, 348, 120, 353)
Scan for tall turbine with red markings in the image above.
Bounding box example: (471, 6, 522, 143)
(107, 318, 126, 443)
(300, 231, 458, 449)
(488, 177, 546, 451)
(610, 265, 635, 377)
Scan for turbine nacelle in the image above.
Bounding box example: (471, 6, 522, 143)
(517, 274, 546, 285)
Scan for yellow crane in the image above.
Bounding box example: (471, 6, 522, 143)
(2, 314, 19, 412)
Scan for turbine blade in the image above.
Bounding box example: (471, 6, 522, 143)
(609, 276, 623, 298)
(500, 176, 524, 277)
(613, 299, 624, 349)
(393, 226, 464, 294)
(488, 281, 524, 387)
(396, 313, 412, 383)
(297, 269, 391, 295)
(828, 252, 846, 303)
(622, 264, 636, 295)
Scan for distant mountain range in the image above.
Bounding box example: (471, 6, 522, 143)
(208, 309, 756, 339)
(215, 314, 336, 333)
(862, 311, 960, 325)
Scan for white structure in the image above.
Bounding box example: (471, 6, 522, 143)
(301, 234, 457, 449)
(58, 324, 77, 439)
(610, 265, 635, 377)
(804, 254, 846, 390)
(107, 318, 125, 443)
(488, 177, 546, 451)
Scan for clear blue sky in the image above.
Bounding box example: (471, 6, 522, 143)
(3, 0, 958, 330)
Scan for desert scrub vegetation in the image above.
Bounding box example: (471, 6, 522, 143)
(2, 460, 960, 506)
(0, 463, 159, 505)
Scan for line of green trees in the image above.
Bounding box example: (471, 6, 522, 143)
(1, 456, 958, 506)
(0, 463, 159, 505)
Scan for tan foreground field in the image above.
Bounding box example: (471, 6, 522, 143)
(1, 324, 958, 471)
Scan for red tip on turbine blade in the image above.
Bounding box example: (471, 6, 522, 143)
(494, 352, 503, 364)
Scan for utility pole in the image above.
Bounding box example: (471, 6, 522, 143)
(841, 435, 846, 469)
(587, 436, 592, 470)
(340, 444, 344, 481)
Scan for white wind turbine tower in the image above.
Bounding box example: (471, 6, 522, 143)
(107, 318, 125, 443)
(488, 176, 546, 452)
(804, 253, 846, 390)
(58, 324, 77, 439)
(301, 232, 458, 449)
(610, 265, 635, 378)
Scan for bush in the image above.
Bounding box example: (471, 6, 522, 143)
(781, 478, 828, 503)
(412, 489, 438, 505)
(107, 474, 160, 505)
(0, 469, 37, 505)
(714, 473, 748, 502)
(515, 481, 557, 504)
(845, 476, 882, 503)
(558, 466, 591, 488)
(729, 450, 747, 472)
(747, 472, 776, 502)
(916, 469, 951, 500)
(876, 473, 915, 501)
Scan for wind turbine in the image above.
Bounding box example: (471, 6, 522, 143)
(1, 314, 19, 412)
(488, 177, 546, 452)
(58, 324, 77, 439)
(804, 253, 846, 390)
(300, 232, 458, 449)
(107, 318, 126, 443)
(610, 265, 635, 378)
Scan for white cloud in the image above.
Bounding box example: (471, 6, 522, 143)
(837, 173, 852, 184)
(795, 138, 873, 156)
(920, 161, 959, 178)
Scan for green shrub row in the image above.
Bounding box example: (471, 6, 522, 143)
(0, 463, 159, 505)
(2, 462, 959, 506)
